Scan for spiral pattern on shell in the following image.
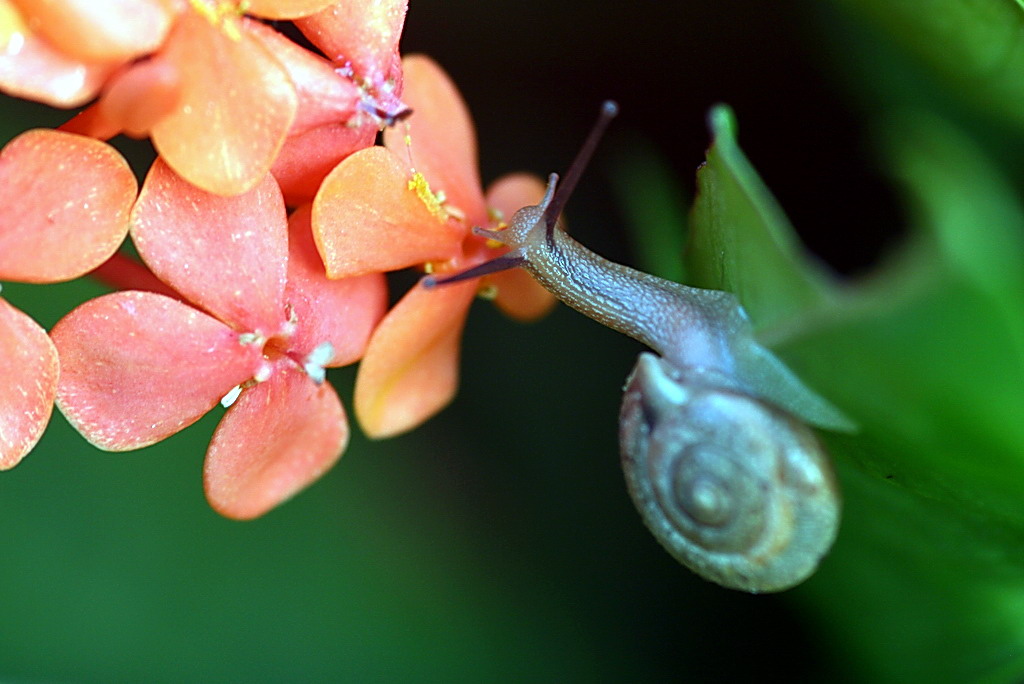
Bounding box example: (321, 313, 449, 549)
(619, 353, 840, 593)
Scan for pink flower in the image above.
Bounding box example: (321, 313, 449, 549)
(50, 159, 386, 518)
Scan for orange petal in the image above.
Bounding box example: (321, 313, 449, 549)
(0, 1, 116, 106)
(244, 19, 360, 137)
(90, 251, 182, 298)
(383, 54, 486, 224)
(312, 146, 463, 278)
(0, 129, 136, 283)
(0, 298, 57, 469)
(354, 278, 477, 438)
(271, 120, 377, 206)
(58, 103, 122, 139)
(285, 204, 387, 365)
(204, 357, 348, 519)
(244, 0, 336, 19)
(97, 56, 182, 137)
(295, 0, 406, 83)
(52, 291, 265, 451)
(485, 173, 557, 321)
(131, 159, 289, 335)
(12, 0, 173, 62)
(150, 10, 297, 195)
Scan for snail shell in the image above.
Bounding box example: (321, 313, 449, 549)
(619, 353, 840, 593)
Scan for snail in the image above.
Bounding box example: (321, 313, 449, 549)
(425, 102, 851, 592)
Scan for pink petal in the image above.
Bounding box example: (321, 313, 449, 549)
(271, 120, 377, 207)
(285, 204, 387, 365)
(150, 11, 297, 195)
(382, 55, 486, 225)
(97, 56, 183, 137)
(244, 19, 361, 137)
(0, 298, 57, 469)
(0, 6, 115, 107)
(52, 291, 265, 451)
(205, 357, 348, 519)
(0, 129, 136, 283)
(354, 278, 477, 438)
(90, 251, 182, 299)
(295, 0, 406, 85)
(131, 158, 289, 335)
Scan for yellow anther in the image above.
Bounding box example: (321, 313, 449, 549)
(222, 17, 242, 41)
(423, 262, 435, 274)
(187, 0, 245, 41)
(476, 283, 498, 300)
(408, 171, 448, 221)
(188, 0, 218, 22)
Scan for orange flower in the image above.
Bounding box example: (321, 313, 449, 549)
(312, 55, 555, 438)
(0, 128, 137, 468)
(3, 0, 407, 197)
(50, 160, 387, 518)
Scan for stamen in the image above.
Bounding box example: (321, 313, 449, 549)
(408, 172, 447, 221)
(187, 0, 246, 41)
(302, 342, 335, 385)
(253, 361, 272, 383)
(238, 332, 265, 346)
(220, 385, 242, 408)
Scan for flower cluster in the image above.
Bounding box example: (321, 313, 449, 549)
(0, 1, 554, 517)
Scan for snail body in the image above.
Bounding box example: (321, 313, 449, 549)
(426, 102, 848, 592)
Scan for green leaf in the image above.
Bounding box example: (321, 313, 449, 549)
(879, 111, 1024, 352)
(687, 104, 833, 334)
(771, 114, 1024, 681)
(801, 459, 1024, 683)
(832, 0, 1024, 132)
(782, 112, 1024, 528)
(686, 99, 1024, 679)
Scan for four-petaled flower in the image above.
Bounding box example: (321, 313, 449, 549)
(312, 55, 556, 438)
(50, 160, 386, 518)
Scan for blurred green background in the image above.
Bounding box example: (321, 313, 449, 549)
(4, 1, 1024, 682)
